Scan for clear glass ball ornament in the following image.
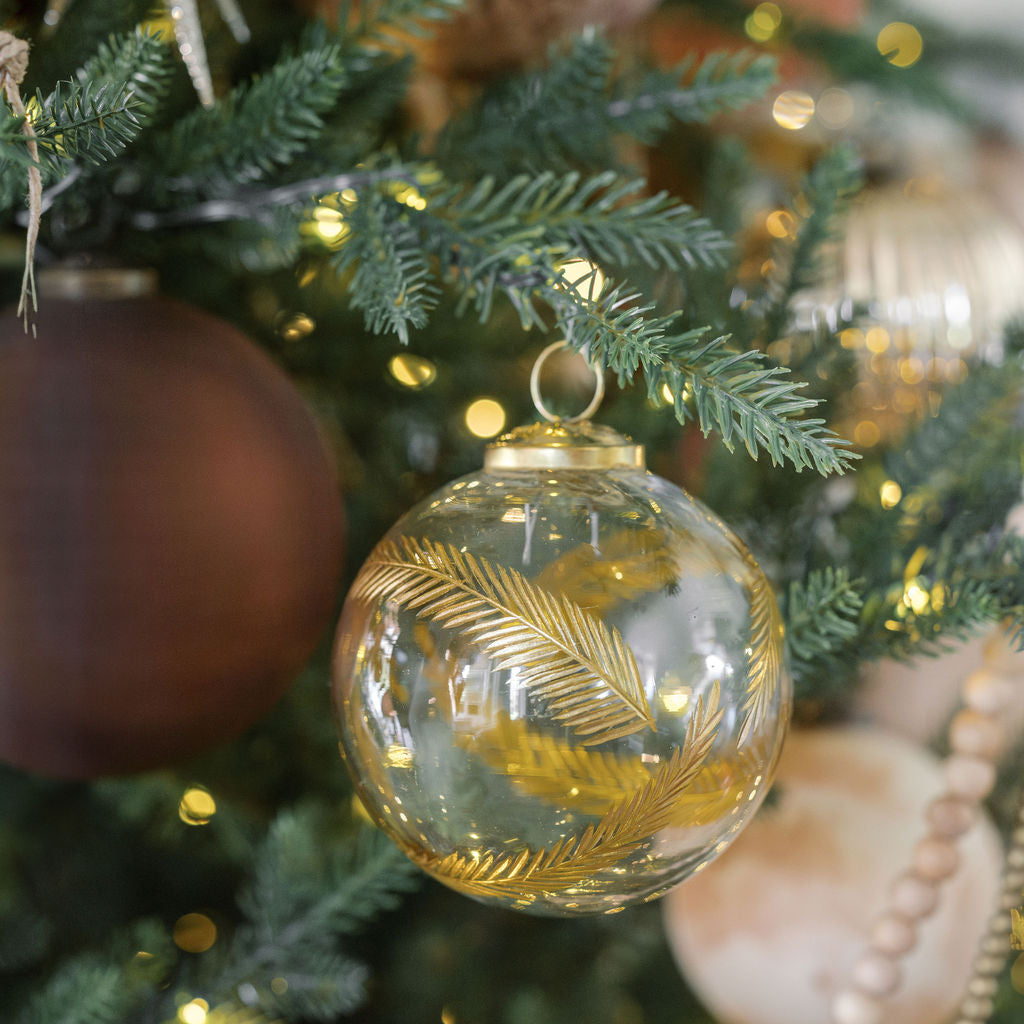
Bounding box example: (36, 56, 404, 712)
(332, 382, 791, 915)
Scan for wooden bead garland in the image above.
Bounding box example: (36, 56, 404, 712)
(829, 651, 1018, 1024)
(950, 792, 1024, 1024)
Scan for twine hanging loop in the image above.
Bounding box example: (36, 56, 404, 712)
(0, 30, 40, 333)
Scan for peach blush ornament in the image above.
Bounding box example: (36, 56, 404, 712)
(855, 627, 1024, 744)
(662, 727, 1003, 1024)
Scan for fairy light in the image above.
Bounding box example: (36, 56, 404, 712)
(660, 381, 692, 405)
(744, 2, 782, 42)
(660, 689, 692, 714)
(178, 998, 209, 1024)
(877, 22, 923, 67)
(178, 786, 216, 826)
(278, 313, 315, 342)
(880, 481, 903, 510)
(557, 257, 605, 302)
(392, 184, 427, 211)
(865, 327, 891, 354)
(173, 913, 217, 953)
(854, 420, 881, 447)
(765, 209, 797, 240)
(465, 398, 507, 438)
(899, 356, 924, 385)
(388, 353, 437, 389)
(903, 582, 931, 614)
(311, 203, 348, 243)
(816, 87, 855, 130)
(772, 90, 815, 130)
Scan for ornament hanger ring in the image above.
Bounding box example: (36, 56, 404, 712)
(530, 340, 605, 423)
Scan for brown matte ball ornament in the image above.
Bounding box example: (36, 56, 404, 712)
(0, 270, 345, 777)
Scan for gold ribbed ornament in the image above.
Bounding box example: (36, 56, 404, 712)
(331, 345, 791, 915)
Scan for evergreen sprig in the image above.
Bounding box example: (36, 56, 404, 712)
(31, 81, 142, 174)
(154, 40, 349, 191)
(0, 30, 168, 212)
(608, 50, 779, 137)
(438, 36, 777, 176)
(352, 0, 465, 40)
(542, 285, 856, 473)
(73, 28, 170, 116)
(758, 144, 864, 345)
(332, 187, 440, 343)
(784, 568, 864, 693)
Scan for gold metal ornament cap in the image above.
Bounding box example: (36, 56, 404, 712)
(484, 419, 646, 471)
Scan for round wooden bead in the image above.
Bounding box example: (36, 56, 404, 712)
(869, 913, 917, 956)
(966, 975, 999, 997)
(912, 836, 960, 881)
(963, 669, 1015, 715)
(960, 995, 995, 1019)
(943, 754, 997, 800)
(831, 989, 883, 1024)
(890, 872, 939, 919)
(851, 951, 902, 997)
(949, 709, 1004, 759)
(926, 795, 976, 838)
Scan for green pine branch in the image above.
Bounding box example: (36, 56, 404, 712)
(607, 50, 779, 137)
(331, 187, 440, 344)
(153, 39, 349, 191)
(438, 35, 777, 176)
(758, 144, 863, 345)
(0, 30, 169, 211)
(31, 81, 143, 174)
(784, 568, 864, 695)
(351, 0, 465, 41)
(13, 919, 170, 1024)
(542, 284, 856, 473)
(199, 811, 421, 1019)
(72, 28, 170, 115)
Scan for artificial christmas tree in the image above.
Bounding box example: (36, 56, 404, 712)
(1, 1, 1024, 1022)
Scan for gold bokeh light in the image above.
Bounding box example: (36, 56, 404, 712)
(772, 90, 815, 131)
(877, 22, 923, 67)
(178, 786, 216, 826)
(745, 2, 782, 42)
(389, 353, 437, 390)
(465, 398, 507, 439)
(178, 999, 209, 1024)
(173, 913, 218, 954)
(557, 258, 605, 302)
(880, 480, 902, 509)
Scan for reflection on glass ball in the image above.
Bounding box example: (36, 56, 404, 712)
(332, 421, 791, 915)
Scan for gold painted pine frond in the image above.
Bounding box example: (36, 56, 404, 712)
(462, 712, 753, 825)
(724, 538, 785, 744)
(739, 571, 785, 743)
(411, 683, 723, 899)
(536, 528, 679, 614)
(352, 537, 655, 745)
(1012, 907, 1024, 951)
(463, 713, 653, 815)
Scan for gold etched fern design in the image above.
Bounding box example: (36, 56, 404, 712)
(351, 537, 655, 745)
(460, 712, 762, 823)
(735, 545, 785, 744)
(406, 683, 723, 899)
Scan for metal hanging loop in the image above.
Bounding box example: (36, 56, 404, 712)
(529, 340, 605, 423)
